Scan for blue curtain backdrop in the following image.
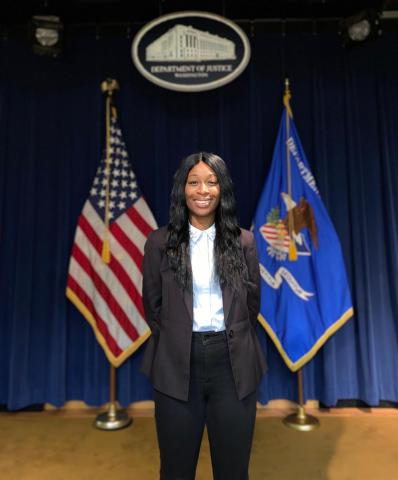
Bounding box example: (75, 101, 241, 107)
(1, 24, 397, 410)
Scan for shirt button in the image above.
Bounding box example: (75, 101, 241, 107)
(229, 329, 234, 338)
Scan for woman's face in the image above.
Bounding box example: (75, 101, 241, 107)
(184, 161, 220, 229)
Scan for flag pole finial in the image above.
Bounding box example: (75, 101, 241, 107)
(283, 79, 293, 118)
(101, 78, 120, 95)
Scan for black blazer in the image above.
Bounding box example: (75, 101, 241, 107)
(140, 226, 267, 401)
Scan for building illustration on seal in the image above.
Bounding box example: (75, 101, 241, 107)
(146, 24, 236, 62)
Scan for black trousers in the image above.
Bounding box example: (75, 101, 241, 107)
(154, 330, 257, 480)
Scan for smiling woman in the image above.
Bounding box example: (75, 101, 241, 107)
(140, 151, 267, 479)
(184, 160, 221, 230)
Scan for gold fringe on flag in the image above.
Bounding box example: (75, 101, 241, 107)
(101, 238, 111, 263)
(288, 239, 298, 261)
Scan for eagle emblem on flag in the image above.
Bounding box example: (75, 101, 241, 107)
(260, 193, 318, 261)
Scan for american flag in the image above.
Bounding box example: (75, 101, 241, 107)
(66, 114, 157, 367)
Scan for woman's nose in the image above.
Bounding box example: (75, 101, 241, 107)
(198, 182, 209, 194)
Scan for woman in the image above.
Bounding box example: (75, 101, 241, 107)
(141, 152, 267, 480)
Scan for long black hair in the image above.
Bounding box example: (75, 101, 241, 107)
(166, 152, 249, 290)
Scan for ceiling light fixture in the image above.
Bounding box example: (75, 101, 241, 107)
(30, 15, 64, 57)
(340, 9, 382, 46)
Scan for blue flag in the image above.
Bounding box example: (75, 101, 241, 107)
(253, 95, 353, 371)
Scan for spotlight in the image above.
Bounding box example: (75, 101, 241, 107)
(340, 9, 382, 46)
(30, 15, 63, 57)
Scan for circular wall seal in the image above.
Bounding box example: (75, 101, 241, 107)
(131, 11, 251, 92)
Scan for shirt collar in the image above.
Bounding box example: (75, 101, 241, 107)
(189, 222, 216, 243)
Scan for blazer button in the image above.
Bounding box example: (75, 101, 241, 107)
(228, 329, 234, 338)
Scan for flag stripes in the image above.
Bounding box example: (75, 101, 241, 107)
(126, 205, 155, 238)
(77, 204, 146, 319)
(70, 243, 140, 344)
(67, 275, 124, 356)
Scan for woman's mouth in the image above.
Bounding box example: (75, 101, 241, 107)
(194, 199, 211, 208)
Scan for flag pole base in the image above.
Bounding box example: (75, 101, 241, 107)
(94, 402, 132, 431)
(283, 405, 320, 432)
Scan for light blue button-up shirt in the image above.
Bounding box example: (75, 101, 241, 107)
(189, 223, 225, 332)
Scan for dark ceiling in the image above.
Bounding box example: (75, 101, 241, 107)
(2, 0, 398, 25)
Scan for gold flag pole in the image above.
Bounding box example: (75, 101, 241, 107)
(284, 78, 297, 262)
(94, 78, 132, 431)
(100, 78, 119, 264)
(283, 368, 319, 431)
(95, 364, 132, 430)
(282, 78, 319, 431)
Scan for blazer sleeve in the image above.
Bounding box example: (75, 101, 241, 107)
(142, 232, 163, 335)
(244, 232, 261, 327)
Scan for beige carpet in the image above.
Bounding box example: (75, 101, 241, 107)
(0, 411, 397, 480)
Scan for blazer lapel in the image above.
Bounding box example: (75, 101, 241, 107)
(183, 287, 194, 325)
(222, 284, 235, 326)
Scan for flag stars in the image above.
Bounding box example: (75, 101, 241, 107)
(92, 121, 141, 217)
(110, 136, 121, 145)
(110, 126, 121, 136)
